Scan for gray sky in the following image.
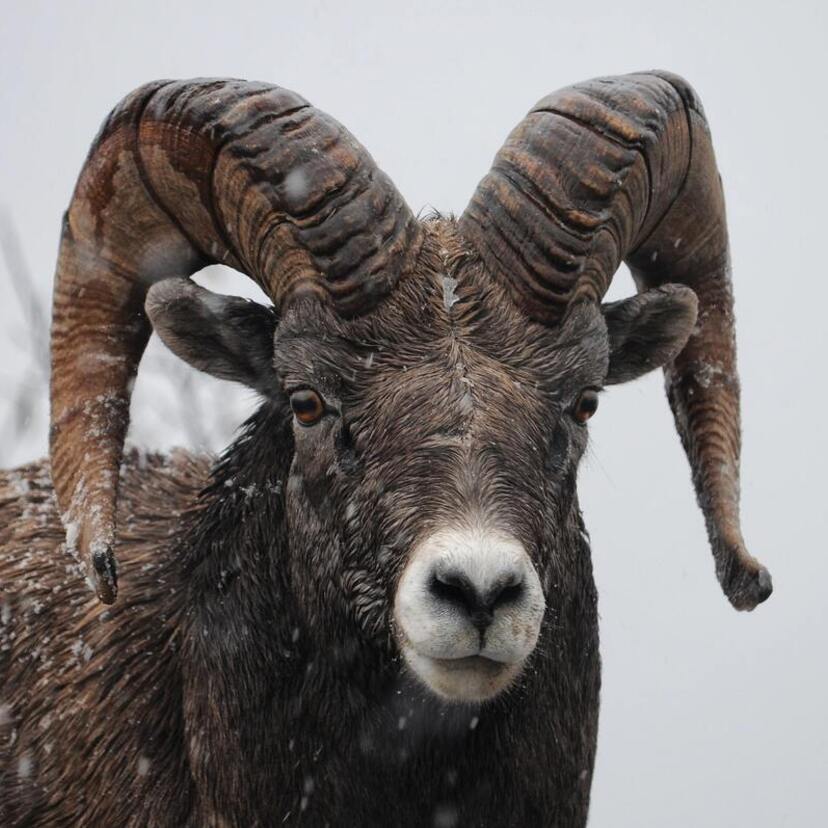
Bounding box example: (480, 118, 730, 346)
(1, 1, 826, 824)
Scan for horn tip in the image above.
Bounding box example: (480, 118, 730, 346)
(90, 541, 118, 604)
(716, 543, 772, 611)
(63, 510, 119, 603)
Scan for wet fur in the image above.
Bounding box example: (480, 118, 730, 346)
(1, 221, 612, 826)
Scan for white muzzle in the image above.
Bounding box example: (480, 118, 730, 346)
(394, 523, 545, 702)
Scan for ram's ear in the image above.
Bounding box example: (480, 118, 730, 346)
(145, 278, 279, 396)
(603, 285, 698, 385)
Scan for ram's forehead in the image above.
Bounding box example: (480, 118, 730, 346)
(275, 264, 609, 390)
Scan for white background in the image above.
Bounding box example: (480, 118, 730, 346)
(1, 1, 825, 824)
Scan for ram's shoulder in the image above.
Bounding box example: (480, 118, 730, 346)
(117, 446, 212, 522)
(0, 449, 210, 593)
(0, 450, 210, 534)
(0, 460, 61, 550)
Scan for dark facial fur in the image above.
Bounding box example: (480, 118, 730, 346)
(272, 223, 608, 648)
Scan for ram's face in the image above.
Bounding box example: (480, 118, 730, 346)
(147, 226, 697, 703)
(273, 275, 611, 702)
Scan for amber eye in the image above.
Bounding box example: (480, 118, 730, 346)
(290, 389, 325, 426)
(573, 388, 599, 424)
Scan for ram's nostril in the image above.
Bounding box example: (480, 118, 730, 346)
(429, 571, 479, 614)
(489, 578, 524, 610)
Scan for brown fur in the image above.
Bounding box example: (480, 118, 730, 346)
(1, 450, 204, 825)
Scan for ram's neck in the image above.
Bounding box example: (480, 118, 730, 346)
(178, 401, 290, 588)
(171, 401, 383, 820)
(178, 398, 299, 666)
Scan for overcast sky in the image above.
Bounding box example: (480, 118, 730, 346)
(1, 1, 826, 824)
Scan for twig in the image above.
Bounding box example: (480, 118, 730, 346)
(0, 206, 49, 378)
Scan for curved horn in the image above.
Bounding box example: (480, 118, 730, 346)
(459, 71, 771, 610)
(51, 78, 421, 602)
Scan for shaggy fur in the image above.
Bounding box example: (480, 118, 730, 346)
(1, 221, 613, 826)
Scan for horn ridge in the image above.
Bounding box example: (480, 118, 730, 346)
(50, 78, 417, 601)
(460, 71, 771, 609)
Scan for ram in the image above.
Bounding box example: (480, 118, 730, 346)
(0, 72, 770, 826)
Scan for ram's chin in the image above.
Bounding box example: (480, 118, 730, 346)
(402, 646, 523, 703)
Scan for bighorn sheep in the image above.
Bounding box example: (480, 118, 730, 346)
(0, 72, 771, 826)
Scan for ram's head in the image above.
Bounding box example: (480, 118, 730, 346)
(49, 74, 771, 702)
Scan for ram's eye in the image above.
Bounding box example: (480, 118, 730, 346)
(290, 389, 325, 426)
(572, 388, 599, 424)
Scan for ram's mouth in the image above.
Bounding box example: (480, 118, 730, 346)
(430, 654, 508, 672)
(401, 646, 523, 703)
